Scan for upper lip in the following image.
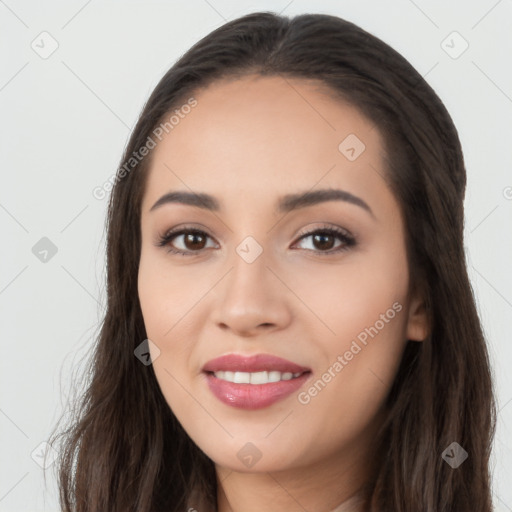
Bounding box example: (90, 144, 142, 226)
(202, 353, 311, 374)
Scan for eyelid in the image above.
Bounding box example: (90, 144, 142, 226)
(293, 223, 353, 242)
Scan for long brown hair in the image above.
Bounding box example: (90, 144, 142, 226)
(48, 11, 497, 511)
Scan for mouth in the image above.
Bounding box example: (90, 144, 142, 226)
(202, 353, 312, 409)
(202, 352, 311, 374)
(207, 369, 307, 384)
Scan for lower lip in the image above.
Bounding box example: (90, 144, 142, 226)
(203, 371, 311, 410)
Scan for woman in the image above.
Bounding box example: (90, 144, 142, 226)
(48, 11, 497, 512)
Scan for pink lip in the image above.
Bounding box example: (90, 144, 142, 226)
(202, 353, 312, 410)
(202, 353, 310, 373)
(204, 372, 311, 409)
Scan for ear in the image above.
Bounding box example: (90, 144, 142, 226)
(406, 290, 429, 342)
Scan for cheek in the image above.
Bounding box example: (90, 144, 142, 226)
(290, 243, 409, 412)
(137, 249, 203, 339)
(291, 247, 409, 345)
(137, 262, 195, 422)
(137, 251, 207, 389)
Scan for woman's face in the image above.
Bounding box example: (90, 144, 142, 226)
(138, 75, 427, 475)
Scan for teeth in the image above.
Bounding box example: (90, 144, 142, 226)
(213, 370, 303, 384)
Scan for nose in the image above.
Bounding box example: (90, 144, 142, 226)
(211, 249, 292, 337)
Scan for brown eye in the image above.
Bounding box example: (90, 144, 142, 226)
(157, 228, 217, 256)
(311, 232, 336, 250)
(293, 226, 356, 255)
(182, 232, 207, 250)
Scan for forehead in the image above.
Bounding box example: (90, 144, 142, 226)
(141, 74, 392, 216)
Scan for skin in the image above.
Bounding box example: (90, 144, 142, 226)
(137, 74, 428, 512)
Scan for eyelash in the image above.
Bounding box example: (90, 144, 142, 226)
(156, 224, 356, 257)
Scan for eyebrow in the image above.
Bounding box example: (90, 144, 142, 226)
(149, 188, 374, 218)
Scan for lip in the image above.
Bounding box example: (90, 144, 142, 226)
(204, 372, 311, 409)
(202, 353, 310, 373)
(202, 353, 312, 410)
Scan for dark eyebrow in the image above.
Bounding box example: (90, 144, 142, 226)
(149, 188, 374, 218)
(278, 189, 374, 218)
(149, 191, 220, 212)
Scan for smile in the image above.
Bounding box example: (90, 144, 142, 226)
(212, 370, 303, 384)
(204, 370, 312, 410)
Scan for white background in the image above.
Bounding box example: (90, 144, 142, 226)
(1, 1, 511, 510)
